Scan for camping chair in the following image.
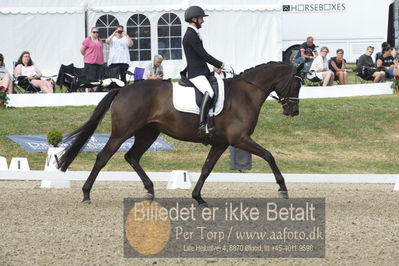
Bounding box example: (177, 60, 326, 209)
(56, 64, 88, 92)
(127, 67, 145, 83)
(299, 61, 322, 86)
(13, 62, 56, 93)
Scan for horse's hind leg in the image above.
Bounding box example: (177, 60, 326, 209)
(82, 135, 127, 204)
(192, 144, 228, 207)
(233, 136, 289, 199)
(124, 127, 160, 200)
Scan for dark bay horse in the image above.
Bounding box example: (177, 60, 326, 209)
(58, 62, 304, 206)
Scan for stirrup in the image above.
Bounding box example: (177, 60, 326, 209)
(198, 123, 207, 137)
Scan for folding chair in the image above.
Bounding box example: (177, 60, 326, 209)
(127, 67, 145, 83)
(56, 64, 88, 92)
(13, 61, 57, 93)
(304, 72, 323, 86)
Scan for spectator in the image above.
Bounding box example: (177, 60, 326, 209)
(0, 53, 13, 94)
(80, 27, 104, 91)
(375, 41, 389, 62)
(14, 51, 54, 93)
(391, 47, 398, 60)
(376, 45, 395, 79)
(307, 46, 334, 86)
(105, 25, 133, 84)
(329, 49, 352, 85)
(145, 55, 164, 80)
(295, 36, 319, 64)
(356, 46, 385, 82)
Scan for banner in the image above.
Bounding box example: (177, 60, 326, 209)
(7, 134, 175, 153)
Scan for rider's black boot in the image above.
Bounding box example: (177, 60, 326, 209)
(198, 92, 212, 137)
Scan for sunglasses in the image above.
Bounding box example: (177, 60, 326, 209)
(92, 31, 99, 34)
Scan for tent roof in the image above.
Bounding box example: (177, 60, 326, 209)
(0, 0, 280, 14)
(88, 4, 280, 13)
(0, 6, 85, 14)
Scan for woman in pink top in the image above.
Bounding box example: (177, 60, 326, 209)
(80, 27, 104, 91)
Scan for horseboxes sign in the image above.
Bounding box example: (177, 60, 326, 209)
(7, 134, 175, 152)
(124, 198, 325, 258)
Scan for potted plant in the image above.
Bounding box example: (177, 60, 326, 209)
(391, 75, 399, 94)
(47, 129, 63, 148)
(42, 129, 69, 188)
(0, 87, 9, 108)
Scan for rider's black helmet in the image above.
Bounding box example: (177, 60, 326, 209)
(184, 6, 208, 22)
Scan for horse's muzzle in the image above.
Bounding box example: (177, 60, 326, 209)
(282, 101, 299, 117)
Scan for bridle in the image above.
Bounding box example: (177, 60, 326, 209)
(241, 68, 302, 106)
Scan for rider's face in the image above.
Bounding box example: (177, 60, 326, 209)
(194, 17, 204, 26)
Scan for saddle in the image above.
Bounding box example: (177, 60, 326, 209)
(179, 68, 219, 111)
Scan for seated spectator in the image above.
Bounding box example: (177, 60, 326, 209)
(145, 55, 164, 80)
(14, 51, 54, 93)
(329, 49, 352, 85)
(376, 45, 395, 79)
(0, 53, 13, 94)
(307, 46, 334, 86)
(295, 36, 319, 65)
(356, 46, 385, 83)
(375, 41, 389, 62)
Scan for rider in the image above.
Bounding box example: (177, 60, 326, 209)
(183, 6, 233, 137)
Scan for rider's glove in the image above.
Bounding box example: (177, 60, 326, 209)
(222, 63, 234, 73)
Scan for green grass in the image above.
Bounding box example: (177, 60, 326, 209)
(0, 95, 398, 174)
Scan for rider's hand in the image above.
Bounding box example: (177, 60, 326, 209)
(222, 63, 233, 73)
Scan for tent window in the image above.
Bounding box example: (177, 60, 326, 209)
(158, 13, 182, 60)
(127, 14, 151, 61)
(95, 15, 119, 59)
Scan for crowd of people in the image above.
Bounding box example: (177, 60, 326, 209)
(0, 24, 165, 94)
(1, 29, 396, 94)
(295, 37, 397, 86)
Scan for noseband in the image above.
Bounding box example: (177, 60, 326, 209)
(270, 74, 301, 106)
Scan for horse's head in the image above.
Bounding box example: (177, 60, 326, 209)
(276, 63, 304, 117)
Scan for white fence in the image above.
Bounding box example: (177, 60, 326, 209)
(8, 82, 394, 108)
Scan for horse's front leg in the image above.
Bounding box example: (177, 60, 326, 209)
(234, 136, 289, 199)
(192, 144, 228, 207)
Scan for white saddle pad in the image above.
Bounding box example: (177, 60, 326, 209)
(172, 76, 225, 116)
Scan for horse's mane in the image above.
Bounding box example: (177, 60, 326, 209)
(229, 61, 292, 80)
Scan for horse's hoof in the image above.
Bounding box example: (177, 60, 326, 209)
(199, 202, 209, 208)
(81, 199, 92, 204)
(278, 191, 289, 199)
(145, 193, 154, 200)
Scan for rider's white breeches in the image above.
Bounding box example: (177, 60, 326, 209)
(189, 75, 214, 98)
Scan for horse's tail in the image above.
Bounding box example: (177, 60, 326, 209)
(58, 89, 121, 172)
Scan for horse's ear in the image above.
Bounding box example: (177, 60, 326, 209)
(296, 63, 305, 75)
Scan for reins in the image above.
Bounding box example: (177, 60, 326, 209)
(240, 65, 301, 106)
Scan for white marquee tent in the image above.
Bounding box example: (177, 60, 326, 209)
(0, 0, 282, 78)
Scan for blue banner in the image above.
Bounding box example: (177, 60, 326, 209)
(7, 134, 175, 153)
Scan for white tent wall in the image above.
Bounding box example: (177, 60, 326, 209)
(1, 0, 282, 79)
(0, 0, 86, 76)
(86, 0, 282, 78)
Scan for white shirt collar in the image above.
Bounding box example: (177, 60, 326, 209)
(188, 25, 202, 40)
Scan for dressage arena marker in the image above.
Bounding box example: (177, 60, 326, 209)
(0, 170, 397, 190)
(41, 147, 70, 189)
(0, 156, 8, 170)
(167, 170, 192, 189)
(8, 158, 30, 171)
